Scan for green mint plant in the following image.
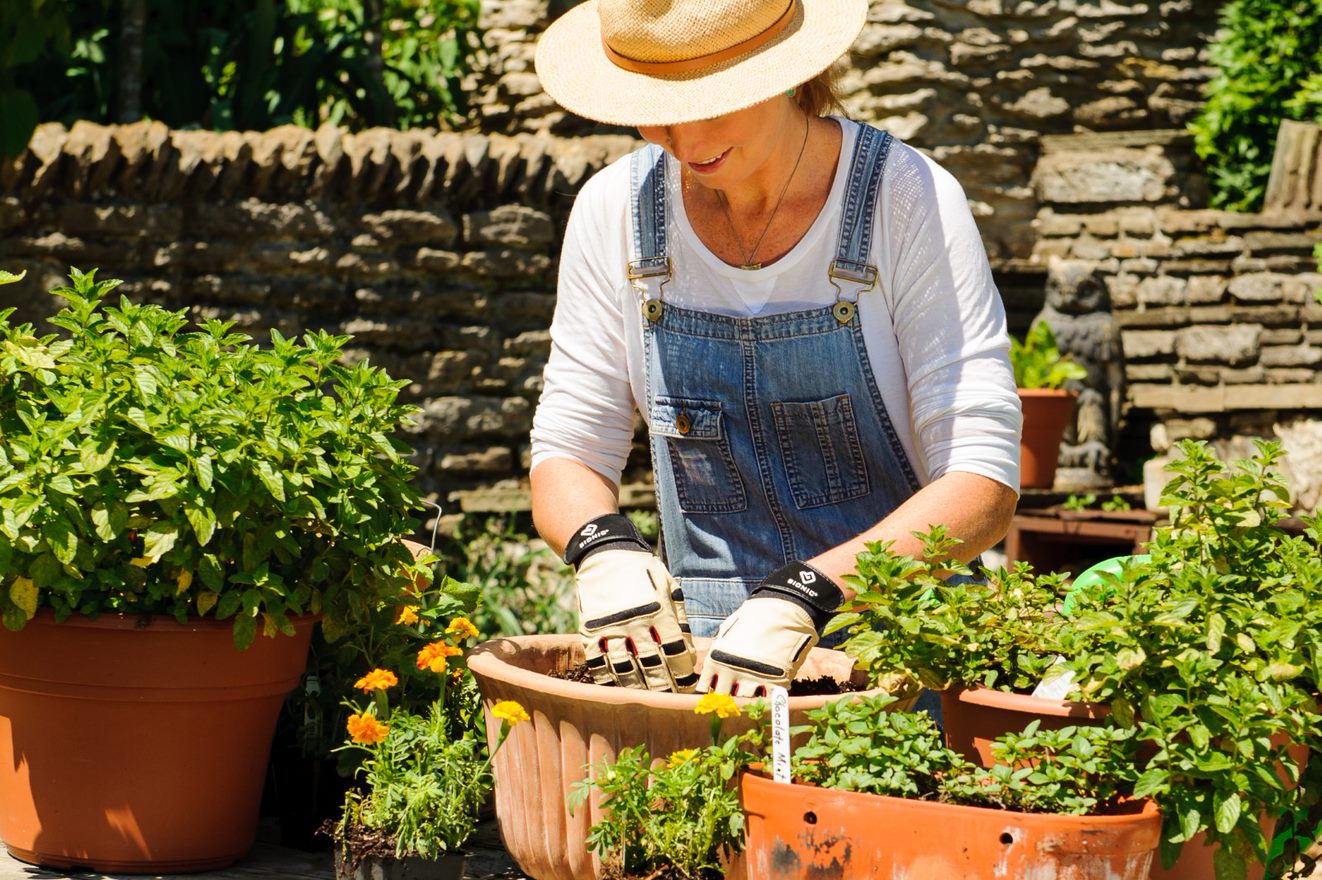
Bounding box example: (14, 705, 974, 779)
(832, 525, 1070, 693)
(570, 694, 766, 880)
(0, 269, 428, 648)
(1063, 439, 1322, 878)
(791, 694, 1139, 817)
(1011, 320, 1088, 390)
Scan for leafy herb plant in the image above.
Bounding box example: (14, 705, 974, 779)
(791, 694, 1139, 817)
(1063, 439, 1322, 878)
(570, 693, 766, 880)
(833, 525, 1070, 693)
(1010, 320, 1088, 390)
(0, 269, 428, 648)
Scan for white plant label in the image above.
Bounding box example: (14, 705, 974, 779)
(1031, 655, 1076, 700)
(770, 685, 791, 783)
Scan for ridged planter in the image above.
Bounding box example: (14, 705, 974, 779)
(467, 634, 905, 880)
(1018, 388, 1077, 489)
(741, 770, 1161, 880)
(0, 611, 315, 872)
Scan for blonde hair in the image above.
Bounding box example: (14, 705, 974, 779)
(795, 64, 844, 117)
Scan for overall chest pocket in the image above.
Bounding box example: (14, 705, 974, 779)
(771, 393, 871, 509)
(651, 397, 747, 514)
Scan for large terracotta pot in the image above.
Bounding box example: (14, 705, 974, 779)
(1018, 388, 1077, 489)
(741, 769, 1161, 880)
(467, 634, 907, 880)
(0, 611, 315, 872)
(940, 684, 1109, 767)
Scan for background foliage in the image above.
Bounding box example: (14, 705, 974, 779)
(1189, 0, 1322, 211)
(0, 0, 483, 157)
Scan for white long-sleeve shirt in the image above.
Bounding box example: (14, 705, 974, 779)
(530, 118, 1022, 495)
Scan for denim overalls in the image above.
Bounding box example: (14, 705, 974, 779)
(628, 125, 920, 643)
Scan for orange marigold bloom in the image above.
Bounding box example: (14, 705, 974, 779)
(353, 668, 398, 692)
(347, 713, 389, 744)
(416, 642, 449, 673)
(396, 605, 420, 626)
(446, 617, 479, 640)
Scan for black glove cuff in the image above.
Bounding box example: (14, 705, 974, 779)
(751, 561, 845, 633)
(562, 514, 651, 568)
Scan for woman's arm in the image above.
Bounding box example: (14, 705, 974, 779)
(807, 470, 1018, 600)
(530, 456, 621, 558)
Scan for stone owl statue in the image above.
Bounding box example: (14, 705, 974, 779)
(1033, 257, 1125, 487)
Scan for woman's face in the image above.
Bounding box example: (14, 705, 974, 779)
(637, 98, 793, 190)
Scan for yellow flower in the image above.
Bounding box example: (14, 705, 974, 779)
(396, 605, 420, 626)
(353, 668, 398, 692)
(694, 692, 740, 719)
(416, 642, 449, 673)
(446, 617, 480, 640)
(491, 700, 530, 725)
(346, 712, 389, 744)
(667, 748, 697, 768)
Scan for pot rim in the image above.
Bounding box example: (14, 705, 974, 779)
(946, 683, 1110, 719)
(468, 633, 895, 711)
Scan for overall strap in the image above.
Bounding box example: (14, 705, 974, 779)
(828, 125, 894, 323)
(629, 143, 671, 322)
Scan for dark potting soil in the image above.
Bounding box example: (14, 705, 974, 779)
(316, 819, 397, 865)
(552, 662, 863, 695)
(599, 865, 721, 880)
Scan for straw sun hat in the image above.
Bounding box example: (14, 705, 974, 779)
(534, 0, 868, 128)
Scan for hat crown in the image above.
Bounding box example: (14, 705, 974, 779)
(599, 0, 788, 64)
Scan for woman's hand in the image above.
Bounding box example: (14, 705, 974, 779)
(566, 514, 698, 692)
(697, 561, 842, 696)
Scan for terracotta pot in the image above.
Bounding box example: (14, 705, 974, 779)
(940, 684, 1110, 767)
(334, 849, 467, 880)
(1018, 388, 1077, 489)
(741, 769, 1161, 880)
(0, 611, 315, 872)
(467, 634, 908, 880)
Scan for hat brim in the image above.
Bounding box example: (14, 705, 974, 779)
(534, 0, 866, 128)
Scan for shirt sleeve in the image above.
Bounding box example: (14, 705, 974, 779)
(880, 144, 1023, 493)
(528, 159, 639, 488)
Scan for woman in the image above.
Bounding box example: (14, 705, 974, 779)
(527, 0, 1022, 696)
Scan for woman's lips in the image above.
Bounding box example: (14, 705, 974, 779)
(688, 148, 731, 175)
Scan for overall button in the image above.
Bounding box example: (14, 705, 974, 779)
(675, 412, 692, 434)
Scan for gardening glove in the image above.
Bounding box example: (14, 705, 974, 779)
(697, 561, 844, 697)
(566, 514, 698, 693)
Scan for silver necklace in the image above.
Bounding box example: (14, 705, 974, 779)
(716, 116, 810, 271)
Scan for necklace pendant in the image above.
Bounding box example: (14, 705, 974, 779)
(740, 262, 761, 271)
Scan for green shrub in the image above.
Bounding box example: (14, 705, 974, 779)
(1189, 0, 1322, 211)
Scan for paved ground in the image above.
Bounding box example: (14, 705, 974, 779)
(0, 819, 532, 880)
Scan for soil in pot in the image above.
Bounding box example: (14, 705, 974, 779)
(322, 822, 467, 880)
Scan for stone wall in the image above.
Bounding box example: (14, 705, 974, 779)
(0, 120, 637, 513)
(472, 0, 1222, 261)
(1030, 131, 1322, 513)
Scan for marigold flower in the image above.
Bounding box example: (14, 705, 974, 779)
(492, 700, 530, 725)
(446, 617, 480, 640)
(416, 642, 449, 673)
(695, 692, 740, 719)
(353, 668, 398, 692)
(667, 748, 697, 768)
(347, 712, 389, 744)
(396, 605, 420, 626)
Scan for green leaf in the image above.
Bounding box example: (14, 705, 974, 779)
(0, 270, 27, 285)
(184, 505, 217, 546)
(8, 577, 37, 619)
(231, 613, 256, 651)
(1214, 792, 1242, 834)
(142, 524, 179, 561)
(255, 460, 285, 501)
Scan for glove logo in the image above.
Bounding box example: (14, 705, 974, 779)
(799, 571, 817, 584)
(581, 524, 599, 538)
